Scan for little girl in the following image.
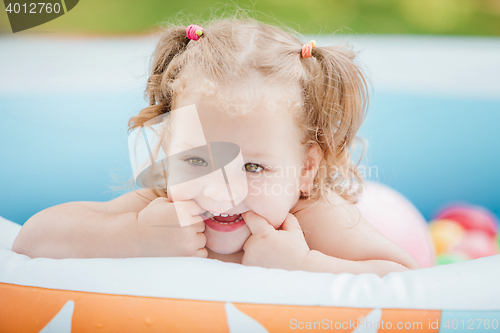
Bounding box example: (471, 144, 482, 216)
(13, 18, 419, 276)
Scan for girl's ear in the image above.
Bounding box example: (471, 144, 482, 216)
(299, 144, 322, 197)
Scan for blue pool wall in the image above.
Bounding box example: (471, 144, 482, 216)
(1, 91, 499, 225)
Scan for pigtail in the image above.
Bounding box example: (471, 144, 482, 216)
(128, 26, 190, 132)
(302, 45, 369, 203)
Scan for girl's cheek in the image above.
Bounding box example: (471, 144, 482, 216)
(167, 184, 200, 201)
(247, 178, 264, 198)
(244, 175, 296, 226)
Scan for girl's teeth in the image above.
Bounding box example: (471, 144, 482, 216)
(208, 211, 239, 217)
(209, 216, 243, 224)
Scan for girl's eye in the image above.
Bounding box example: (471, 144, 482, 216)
(187, 157, 207, 166)
(244, 163, 264, 172)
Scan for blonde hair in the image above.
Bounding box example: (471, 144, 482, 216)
(129, 16, 369, 203)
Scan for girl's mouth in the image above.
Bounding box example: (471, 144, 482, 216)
(202, 211, 246, 232)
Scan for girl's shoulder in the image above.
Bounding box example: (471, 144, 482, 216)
(291, 190, 350, 223)
(291, 191, 371, 257)
(293, 191, 419, 268)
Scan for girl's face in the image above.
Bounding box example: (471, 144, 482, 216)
(166, 77, 310, 254)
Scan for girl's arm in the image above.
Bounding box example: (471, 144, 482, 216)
(12, 189, 161, 258)
(295, 192, 420, 276)
(301, 250, 411, 276)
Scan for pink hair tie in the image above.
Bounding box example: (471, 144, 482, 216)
(186, 24, 204, 41)
(301, 40, 317, 58)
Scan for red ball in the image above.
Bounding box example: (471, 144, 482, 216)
(449, 230, 498, 259)
(435, 205, 498, 237)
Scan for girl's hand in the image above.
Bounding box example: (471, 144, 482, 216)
(136, 197, 207, 258)
(241, 211, 310, 271)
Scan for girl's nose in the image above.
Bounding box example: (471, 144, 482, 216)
(217, 150, 249, 205)
(224, 171, 249, 205)
(203, 170, 233, 203)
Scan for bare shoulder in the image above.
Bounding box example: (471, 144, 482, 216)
(70, 189, 167, 215)
(292, 190, 359, 231)
(294, 191, 419, 269)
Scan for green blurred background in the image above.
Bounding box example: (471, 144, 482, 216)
(1, 0, 500, 35)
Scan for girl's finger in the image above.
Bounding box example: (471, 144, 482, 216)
(242, 211, 275, 236)
(173, 201, 205, 227)
(280, 213, 302, 233)
(195, 231, 207, 248)
(175, 200, 205, 215)
(191, 220, 206, 233)
(194, 248, 208, 258)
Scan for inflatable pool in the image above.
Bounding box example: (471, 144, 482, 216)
(1, 214, 499, 332)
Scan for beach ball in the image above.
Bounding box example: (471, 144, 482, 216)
(429, 219, 465, 254)
(435, 205, 498, 237)
(356, 181, 434, 268)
